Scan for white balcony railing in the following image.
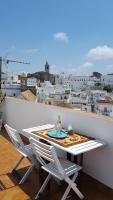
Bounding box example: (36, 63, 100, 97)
(1, 97, 113, 190)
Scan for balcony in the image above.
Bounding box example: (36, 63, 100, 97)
(0, 97, 113, 199)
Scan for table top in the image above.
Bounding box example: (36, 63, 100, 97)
(22, 124, 105, 156)
(32, 128, 90, 147)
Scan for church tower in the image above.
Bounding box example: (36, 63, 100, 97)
(45, 61, 50, 73)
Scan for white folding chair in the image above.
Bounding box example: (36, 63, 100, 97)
(30, 137, 84, 200)
(4, 124, 37, 184)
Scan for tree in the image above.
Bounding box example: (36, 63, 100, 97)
(103, 85, 113, 93)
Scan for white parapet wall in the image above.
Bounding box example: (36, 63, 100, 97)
(1, 97, 113, 189)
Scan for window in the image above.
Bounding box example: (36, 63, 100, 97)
(104, 107, 107, 112)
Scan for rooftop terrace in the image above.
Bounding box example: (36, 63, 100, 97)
(0, 97, 113, 199)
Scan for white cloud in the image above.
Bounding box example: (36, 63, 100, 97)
(81, 62, 94, 68)
(23, 48, 39, 54)
(104, 64, 113, 74)
(87, 45, 113, 60)
(53, 32, 68, 43)
(68, 62, 94, 75)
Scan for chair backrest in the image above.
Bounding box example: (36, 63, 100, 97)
(4, 124, 24, 148)
(30, 137, 64, 176)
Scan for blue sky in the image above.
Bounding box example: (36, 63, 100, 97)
(0, 0, 113, 75)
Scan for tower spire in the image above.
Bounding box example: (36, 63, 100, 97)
(45, 61, 50, 73)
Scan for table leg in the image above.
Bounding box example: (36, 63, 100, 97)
(73, 154, 83, 166)
(74, 155, 78, 163)
(80, 154, 83, 166)
(67, 153, 72, 161)
(67, 153, 83, 166)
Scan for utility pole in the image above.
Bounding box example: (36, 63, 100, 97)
(0, 57, 30, 89)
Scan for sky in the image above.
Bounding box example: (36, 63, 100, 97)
(0, 0, 113, 75)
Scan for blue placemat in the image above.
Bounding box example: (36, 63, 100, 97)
(48, 130, 67, 139)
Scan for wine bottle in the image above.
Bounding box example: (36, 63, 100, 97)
(56, 115, 62, 134)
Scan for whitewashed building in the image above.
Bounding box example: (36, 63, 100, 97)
(45, 93, 70, 105)
(37, 81, 71, 103)
(55, 73, 100, 91)
(27, 77, 37, 87)
(88, 90, 107, 103)
(67, 91, 88, 105)
(68, 90, 107, 105)
(1, 72, 21, 96)
(101, 74, 113, 86)
(55, 72, 66, 84)
(1, 72, 20, 84)
(95, 100, 113, 117)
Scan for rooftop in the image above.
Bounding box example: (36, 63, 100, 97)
(0, 128, 112, 200)
(21, 90, 37, 102)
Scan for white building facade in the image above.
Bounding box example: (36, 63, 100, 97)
(27, 77, 37, 87)
(37, 81, 71, 103)
(1, 72, 21, 96)
(55, 73, 100, 91)
(101, 75, 113, 86)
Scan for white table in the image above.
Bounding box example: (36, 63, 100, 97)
(22, 124, 105, 158)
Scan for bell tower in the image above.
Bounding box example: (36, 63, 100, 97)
(45, 61, 50, 73)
